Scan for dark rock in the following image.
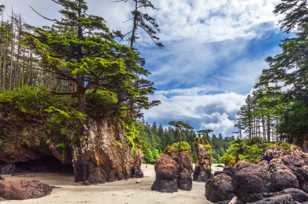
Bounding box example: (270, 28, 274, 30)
(281, 188, 308, 202)
(0, 179, 52, 200)
(193, 144, 212, 182)
(177, 152, 193, 191)
(178, 169, 192, 191)
(151, 154, 178, 193)
(205, 173, 234, 203)
(0, 164, 15, 175)
(248, 194, 296, 204)
(233, 161, 270, 203)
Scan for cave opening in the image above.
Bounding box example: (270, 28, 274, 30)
(13, 156, 74, 174)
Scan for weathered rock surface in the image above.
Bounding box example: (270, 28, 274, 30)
(193, 144, 212, 182)
(0, 179, 52, 200)
(206, 148, 308, 204)
(173, 151, 193, 191)
(0, 117, 142, 185)
(151, 154, 178, 193)
(152, 150, 194, 193)
(73, 120, 140, 184)
(132, 149, 144, 178)
(205, 172, 235, 203)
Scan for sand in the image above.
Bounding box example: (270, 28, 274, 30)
(1, 165, 215, 204)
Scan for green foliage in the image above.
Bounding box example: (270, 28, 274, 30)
(165, 141, 191, 154)
(0, 86, 84, 145)
(221, 139, 295, 166)
(143, 147, 160, 164)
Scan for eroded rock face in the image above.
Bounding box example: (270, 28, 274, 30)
(193, 144, 212, 182)
(205, 172, 235, 203)
(151, 154, 178, 193)
(0, 179, 52, 200)
(207, 148, 308, 204)
(177, 152, 193, 191)
(0, 117, 142, 185)
(132, 149, 144, 178)
(73, 120, 138, 184)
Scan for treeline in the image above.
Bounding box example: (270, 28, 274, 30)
(236, 0, 308, 148)
(138, 123, 235, 163)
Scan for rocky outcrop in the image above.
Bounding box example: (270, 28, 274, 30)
(205, 172, 235, 203)
(193, 144, 212, 182)
(151, 154, 178, 193)
(176, 152, 193, 190)
(0, 117, 142, 185)
(0, 179, 52, 200)
(152, 150, 193, 193)
(73, 120, 139, 184)
(206, 148, 308, 204)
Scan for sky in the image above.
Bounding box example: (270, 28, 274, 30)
(1, 0, 287, 136)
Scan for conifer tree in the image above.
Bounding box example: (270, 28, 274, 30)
(25, 0, 154, 117)
(121, 0, 163, 48)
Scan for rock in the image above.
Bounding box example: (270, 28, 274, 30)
(269, 161, 299, 191)
(0, 164, 15, 175)
(132, 149, 144, 178)
(205, 173, 235, 203)
(193, 144, 212, 182)
(176, 152, 193, 191)
(281, 188, 308, 202)
(233, 161, 270, 203)
(178, 169, 192, 191)
(226, 148, 308, 204)
(151, 154, 178, 193)
(73, 120, 141, 184)
(0, 179, 52, 200)
(248, 194, 296, 204)
(0, 116, 142, 185)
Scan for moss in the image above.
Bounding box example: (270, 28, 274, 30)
(122, 120, 140, 155)
(221, 139, 297, 166)
(165, 141, 191, 154)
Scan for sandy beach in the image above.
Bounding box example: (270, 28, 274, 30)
(1, 165, 214, 204)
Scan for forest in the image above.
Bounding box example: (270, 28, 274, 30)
(0, 0, 307, 203)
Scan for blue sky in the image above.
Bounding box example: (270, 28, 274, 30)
(2, 0, 286, 136)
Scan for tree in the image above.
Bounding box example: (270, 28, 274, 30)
(24, 0, 157, 163)
(274, 0, 308, 32)
(121, 0, 163, 48)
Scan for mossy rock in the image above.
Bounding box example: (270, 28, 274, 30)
(165, 141, 191, 154)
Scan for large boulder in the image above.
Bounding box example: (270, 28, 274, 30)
(233, 161, 270, 203)
(205, 172, 235, 203)
(0, 179, 52, 200)
(151, 154, 178, 193)
(193, 144, 212, 182)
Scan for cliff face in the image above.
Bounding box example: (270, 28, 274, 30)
(73, 120, 136, 184)
(0, 116, 141, 184)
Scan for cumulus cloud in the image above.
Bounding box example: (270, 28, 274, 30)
(144, 87, 246, 135)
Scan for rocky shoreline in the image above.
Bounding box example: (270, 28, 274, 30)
(206, 148, 308, 204)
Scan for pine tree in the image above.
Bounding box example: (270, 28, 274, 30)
(121, 0, 163, 48)
(24, 0, 154, 117)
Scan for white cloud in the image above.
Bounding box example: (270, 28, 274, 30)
(2, 0, 281, 43)
(144, 87, 246, 135)
(153, 0, 281, 42)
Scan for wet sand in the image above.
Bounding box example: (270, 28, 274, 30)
(1, 165, 214, 204)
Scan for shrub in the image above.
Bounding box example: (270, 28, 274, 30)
(221, 139, 295, 166)
(165, 141, 191, 154)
